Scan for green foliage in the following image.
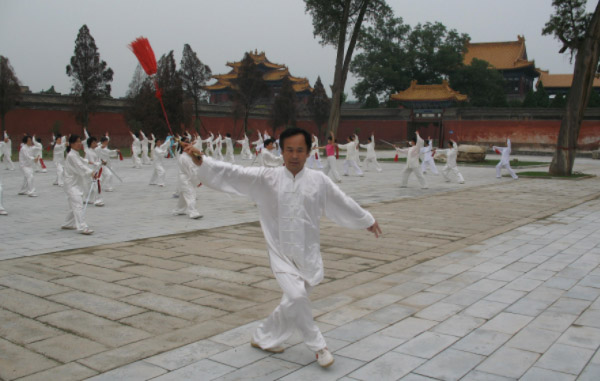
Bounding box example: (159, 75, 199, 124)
(156, 51, 185, 134)
(270, 77, 297, 134)
(522, 89, 537, 107)
(66, 24, 114, 128)
(307, 76, 330, 139)
(535, 81, 550, 107)
(351, 16, 469, 101)
(542, 0, 592, 57)
(550, 93, 568, 107)
(180, 44, 211, 118)
(231, 52, 271, 134)
(449, 58, 507, 107)
(51, 121, 62, 136)
(0, 55, 22, 133)
(363, 93, 380, 108)
(588, 89, 600, 106)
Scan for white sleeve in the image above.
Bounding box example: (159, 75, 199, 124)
(324, 175, 375, 229)
(192, 156, 265, 199)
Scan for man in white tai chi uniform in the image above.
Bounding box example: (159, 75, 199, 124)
(1, 132, 15, 170)
(396, 131, 428, 189)
(439, 139, 465, 184)
(339, 135, 363, 177)
(184, 127, 381, 368)
(492, 138, 518, 179)
(420, 137, 439, 175)
(359, 133, 382, 172)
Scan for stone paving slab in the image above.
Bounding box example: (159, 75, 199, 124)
(0, 157, 600, 379)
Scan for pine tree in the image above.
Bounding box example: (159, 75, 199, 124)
(0, 56, 22, 135)
(180, 44, 211, 133)
(270, 77, 297, 135)
(307, 77, 330, 140)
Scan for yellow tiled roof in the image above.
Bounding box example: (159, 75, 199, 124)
(390, 80, 467, 102)
(538, 70, 600, 88)
(464, 35, 535, 70)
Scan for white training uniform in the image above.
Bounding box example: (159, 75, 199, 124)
(307, 137, 324, 169)
(131, 134, 142, 169)
(96, 145, 119, 191)
(18, 144, 36, 196)
(323, 145, 342, 182)
(0, 174, 6, 214)
(193, 136, 204, 153)
(439, 142, 465, 184)
(140, 131, 151, 165)
(149, 139, 170, 186)
(339, 141, 363, 176)
(32, 137, 46, 173)
(173, 152, 202, 219)
(237, 135, 253, 160)
(1, 133, 15, 170)
(63, 149, 93, 231)
(252, 135, 264, 154)
(359, 135, 382, 172)
(191, 157, 375, 351)
(420, 139, 439, 175)
(53, 138, 67, 186)
(212, 135, 224, 161)
(84, 146, 103, 206)
(398, 133, 428, 188)
(261, 148, 284, 167)
(203, 134, 214, 155)
(149, 134, 156, 160)
(224, 136, 235, 163)
(493, 139, 518, 179)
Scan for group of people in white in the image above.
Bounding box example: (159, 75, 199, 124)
(0, 128, 519, 229)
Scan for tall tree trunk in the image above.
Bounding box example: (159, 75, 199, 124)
(327, 0, 370, 137)
(550, 2, 600, 175)
(194, 99, 208, 135)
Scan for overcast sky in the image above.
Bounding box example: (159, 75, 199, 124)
(1, 0, 596, 100)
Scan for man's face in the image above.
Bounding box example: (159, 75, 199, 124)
(282, 134, 309, 175)
(90, 141, 98, 149)
(265, 142, 274, 150)
(101, 141, 108, 148)
(26, 138, 33, 146)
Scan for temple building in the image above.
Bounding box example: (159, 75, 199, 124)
(463, 35, 539, 102)
(537, 69, 600, 96)
(390, 80, 467, 146)
(205, 51, 313, 104)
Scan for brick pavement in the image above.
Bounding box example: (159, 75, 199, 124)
(0, 156, 599, 380)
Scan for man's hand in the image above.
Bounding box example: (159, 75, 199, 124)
(367, 221, 382, 238)
(184, 146, 203, 166)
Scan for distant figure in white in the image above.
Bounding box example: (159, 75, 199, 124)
(140, 130, 151, 165)
(149, 136, 171, 187)
(172, 138, 203, 219)
(420, 137, 439, 175)
(439, 139, 465, 184)
(130, 131, 142, 169)
(1, 132, 15, 170)
(62, 135, 95, 235)
(237, 134, 254, 160)
(492, 138, 518, 179)
(96, 135, 120, 192)
(224, 133, 235, 163)
(261, 138, 284, 167)
(0, 174, 7, 215)
(307, 134, 324, 169)
(359, 134, 382, 172)
(52, 133, 67, 186)
(395, 131, 428, 189)
(339, 135, 364, 177)
(18, 135, 38, 197)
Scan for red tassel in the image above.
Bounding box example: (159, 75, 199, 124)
(495, 149, 501, 155)
(128, 37, 157, 76)
(431, 149, 436, 156)
(394, 154, 399, 162)
(118, 151, 123, 161)
(167, 152, 171, 159)
(39, 158, 47, 169)
(335, 146, 339, 159)
(95, 167, 103, 194)
(315, 152, 318, 160)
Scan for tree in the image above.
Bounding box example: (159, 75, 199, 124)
(543, 0, 600, 175)
(363, 93, 380, 108)
(534, 81, 550, 107)
(156, 51, 185, 135)
(307, 76, 330, 140)
(522, 89, 537, 107)
(0, 56, 22, 135)
(125, 67, 162, 135)
(449, 58, 507, 107)
(305, 0, 392, 136)
(66, 24, 113, 129)
(231, 52, 270, 135)
(270, 77, 297, 135)
(180, 44, 211, 133)
(351, 17, 469, 102)
(550, 93, 568, 108)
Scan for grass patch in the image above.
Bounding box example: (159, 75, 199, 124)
(516, 171, 593, 179)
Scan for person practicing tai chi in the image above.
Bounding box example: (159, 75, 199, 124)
(321, 132, 342, 183)
(224, 133, 235, 163)
(140, 130, 152, 165)
(439, 139, 465, 184)
(130, 131, 142, 169)
(237, 134, 253, 160)
(359, 133, 382, 172)
(1, 132, 15, 170)
(184, 127, 381, 368)
(202, 132, 214, 156)
(492, 138, 518, 180)
(149, 133, 156, 161)
(395, 131, 428, 189)
(62, 135, 95, 235)
(420, 137, 439, 175)
(0, 174, 7, 215)
(96, 136, 120, 192)
(149, 136, 171, 187)
(31, 135, 47, 173)
(51, 134, 67, 186)
(339, 135, 364, 177)
(18, 135, 38, 197)
(260, 138, 284, 167)
(172, 138, 203, 219)
(307, 134, 324, 170)
(84, 136, 104, 207)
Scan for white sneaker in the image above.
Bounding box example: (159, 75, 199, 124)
(61, 225, 76, 230)
(189, 213, 203, 220)
(316, 348, 334, 367)
(0, 210, 7, 215)
(80, 228, 94, 235)
(94, 202, 105, 207)
(250, 339, 284, 353)
(28, 193, 38, 197)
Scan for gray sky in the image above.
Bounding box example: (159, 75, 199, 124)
(1, 0, 596, 100)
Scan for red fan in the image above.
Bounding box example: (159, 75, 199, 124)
(128, 37, 173, 136)
(394, 154, 399, 162)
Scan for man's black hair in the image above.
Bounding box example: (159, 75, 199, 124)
(87, 136, 97, 147)
(263, 138, 275, 147)
(67, 134, 80, 153)
(22, 135, 31, 144)
(226, 133, 231, 137)
(279, 127, 311, 150)
(410, 136, 417, 143)
(100, 136, 108, 143)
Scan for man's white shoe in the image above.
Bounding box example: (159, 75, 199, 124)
(316, 348, 334, 367)
(80, 228, 94, 235)
(250, 339, 284, 353)
(0, 210, 7, 215)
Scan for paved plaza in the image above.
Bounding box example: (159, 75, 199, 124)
(1, 152, 600, 380)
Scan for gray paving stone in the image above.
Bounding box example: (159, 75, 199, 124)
(48, 290, 145, 320)
(575, 308, 600, 328)
(399, 291, 447, 308)
(0, 274, 70, 296)
(461, 370, 515, 380)
(395, 331, 459, 359)
(452, 329, 512, 356)
(432, 314, 486, 337)
(578, 363, 600, 381)
(380, 317, 438, 340)
(26, 333, 107, 362)
(564, 285, 600, 301)
(487, 269, 523, 282)
(442, 289, 488, 307)
(413, 348, 485, 381)
(475, 347, 539, 379)
(152, 359, 235, 381)
(210, 321, 260, 347)
(547, 297, 592, 315)
(484, 288, 526, 304)
(362, 303, 417, 325)
(535, 343, 594, 375)
(15, 363, 98, 381)
(0, 337, 59, 380)
(272, 337, 350, 366)
(556, 325, 600, 350)
(528, 311, 578, 332)
(479, 312, 532, 334)
(503, 277, 543, 292)
(348, 352, 425, 381)
(53, 275, 140, 298)
(212, 356, 299, 381)
(145, 340, 232, 370)
(210, 344, 270, 368)
(466, 279, 507, 294)
(505, 297, 553, 317)
(86, 360, 167, 381)
(335, 333, 404, 362)
(520, 367, 576, 381)
(505, 326, 561, 353)
(0, 288, 69, 318)
(463, 300, 508, 319)
(121, 292, 226, 321)
(325, 319, 386, 342)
